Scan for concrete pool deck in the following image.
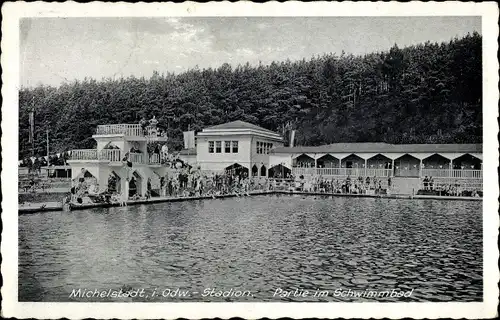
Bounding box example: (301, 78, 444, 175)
(17, 190, 482, 214)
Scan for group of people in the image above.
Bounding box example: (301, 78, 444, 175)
(157, 168, 268, 198)
(66, 167, 273, 207)
(272, 174, 391, 195)
(422, 176, 435, 190)
(439, 183, 481, 197)
(420, 176, 482, 197)
(139, 116, 167, 138)
(65, 177, 100, 205)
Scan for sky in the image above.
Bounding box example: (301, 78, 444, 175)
(20, 16, 481, 88)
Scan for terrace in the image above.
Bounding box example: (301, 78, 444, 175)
(291, 167, 482, 179)
(290, 152, 482, 179)
(292, 167, 393, 177)
(94, 122, 167, 141)
(69, 149, 164, 165)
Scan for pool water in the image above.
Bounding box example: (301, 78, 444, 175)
(19, 195, 482, 302)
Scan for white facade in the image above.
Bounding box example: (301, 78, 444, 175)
(68, 123, 170, 197)
(269, 143, 483, 179)
(195, 121, 284, 176)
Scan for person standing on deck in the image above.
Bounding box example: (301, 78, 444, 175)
(160, 176, 165, 196)
(167, 178, 173, 197)
(139, 117, 148, 136)
(146, 178, 152, 198)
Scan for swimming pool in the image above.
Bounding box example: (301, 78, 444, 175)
(19, 195, 482, 302)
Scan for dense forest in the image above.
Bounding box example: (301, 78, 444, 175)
(19, 32, 482, 160)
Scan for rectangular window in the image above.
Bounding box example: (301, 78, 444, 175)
(258, 141, 263, 154)
(216, 141, 222, 153)
(256, 142, 260, 154)
(225, 141, 231, 153)
(232, 141, 238, 153)
(208, 141, 214, 153)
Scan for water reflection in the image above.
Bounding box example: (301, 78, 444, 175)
(19, 195, 482, 302)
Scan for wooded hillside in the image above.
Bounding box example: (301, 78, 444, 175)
(19, 32, 482, 159)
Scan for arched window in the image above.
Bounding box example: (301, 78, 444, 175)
(252, 165, 258, 177)
(260, 165, 267, 177)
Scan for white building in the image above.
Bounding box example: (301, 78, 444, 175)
(68, 122, 169, 198)
(193, 120, 284, 177)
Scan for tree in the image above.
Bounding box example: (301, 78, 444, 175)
(18, 33, 482, 159)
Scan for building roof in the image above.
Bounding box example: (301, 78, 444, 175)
(271, 142, 482, 154)
(178, 148, 197, 155)
(204, 120, 278, 135)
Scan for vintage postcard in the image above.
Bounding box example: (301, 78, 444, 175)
(1, 1, 499, 319)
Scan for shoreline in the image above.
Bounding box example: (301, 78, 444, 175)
(18, 190, 482, 214)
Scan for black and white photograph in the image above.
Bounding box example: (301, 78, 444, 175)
(2, 2, 498, 319)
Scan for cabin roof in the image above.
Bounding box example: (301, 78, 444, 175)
(271, 142, 483, 154)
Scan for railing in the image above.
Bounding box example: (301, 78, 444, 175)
(366, 168, 392, 177)
(99, 149, 122, 162)
(317, 168, 345, 176)
(149, 153, 160, 164)
(344, 168, 365, 176)
(422, 169, 482, 179)
(71, 149, 98, 160)
(451, 169, 482, 179)
(71, 149, 144, 164)
(96, 124, 143, 136)
(292, 167, 392, 177)
(292, 168, 317, 176)
(421, 169, 449, 178)
(394, 168, 420, 177)
(129, 153, 144, 164)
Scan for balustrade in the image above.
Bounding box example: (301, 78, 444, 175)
(71, 149, 98, 160)
(70, 149, 158, 165)
(149, 153, 160, 164)
(129, 153, 144, 164)
(421, 169, 482, 179)
(292, 167, 482, 179)
(316, 168, 344, 176)
(96, 124, 143, 136)
(99, 149, 122, 162)
(366, 168, 392, 177)
(450, 169, 482, 179)
(292, 167, 393, 177)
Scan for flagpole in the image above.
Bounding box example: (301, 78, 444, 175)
(46, 129, 49, 158)
(31, 96, 35, 157)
